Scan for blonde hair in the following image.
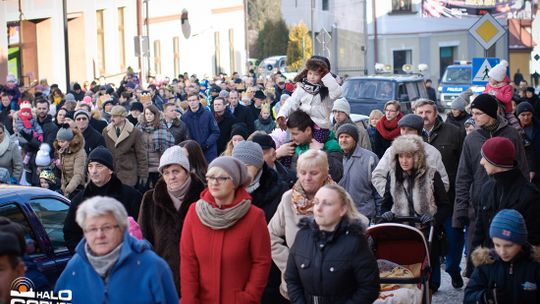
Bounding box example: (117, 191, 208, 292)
(222, 139, 234, 156)
(297, 149, 329, 175)
(369, 109, 383, 120)
(319, 184, 367, 223)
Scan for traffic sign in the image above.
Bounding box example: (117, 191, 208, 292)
(472, 57, 500, 85)
(468, 13, 505, 50)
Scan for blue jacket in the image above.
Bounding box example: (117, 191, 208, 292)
(55, 231, 178, 304)
(181, 104, 220, 162)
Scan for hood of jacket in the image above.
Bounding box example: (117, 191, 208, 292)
(471, 245, 540, 267)
(389, 134, 427, 172)
(54, 128, 84, 154)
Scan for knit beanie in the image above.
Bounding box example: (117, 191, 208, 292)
(219, 90, 230, 99)
(516, 102, 534, 116)
(332, 98, 351, 116)
(230, 122, 249, 140)
(208, 156, 250, 188)
(158, 145, 190, 173)
(451, 96, 467, 111)
(336, 123, 359, 143)
(471, 94, 498, 119)
(130, 102, 144, 113)
(65, 93, 76, 103)
(489, 209, 528, 245)
(481, 137, 515, 168)
(487, 60, 508, 82)
(251, 133, 276, 150)
(81, 96, 93, 105)
(232, 141, 265, 169)
(398, 114, 424, 134)
(39, 169, 56, 183)
(87, 146, 114, 171)
(19, 101, 32, 116)
(56, 124, 74, 141)
(464, 117, 476, 128)
(35, 143, 52, 167)
(526, 87, 535, 94)
(254, 90, 266, 100)
(74, 109, 90, 120)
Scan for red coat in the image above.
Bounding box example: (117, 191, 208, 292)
(180, 188, 272, 304)
(483, 78, 513, 113)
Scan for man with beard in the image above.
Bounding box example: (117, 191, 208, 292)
(62, 146, 142, 252)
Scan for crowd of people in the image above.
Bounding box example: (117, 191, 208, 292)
(1, 56, 540, 304)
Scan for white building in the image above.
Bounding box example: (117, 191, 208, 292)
(0, 0, 247, 90)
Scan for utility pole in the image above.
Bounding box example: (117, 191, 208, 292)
(311, 0, 315, 55)
(144, 0, 150, 82)
(62, 0, 70, 91)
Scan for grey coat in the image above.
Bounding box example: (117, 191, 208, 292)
(452, 117, 529, 228)
(0, 140, 22, 180)
(338, 144, 381, 218)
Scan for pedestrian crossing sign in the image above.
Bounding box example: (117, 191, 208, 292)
(472, 57, 500, 85)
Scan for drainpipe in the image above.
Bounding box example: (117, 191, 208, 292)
(372, 0, 378, 64)
(62, 0, 70, 91)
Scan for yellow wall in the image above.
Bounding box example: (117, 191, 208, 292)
(509, 51, 530, 83)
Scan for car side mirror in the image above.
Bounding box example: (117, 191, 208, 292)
(400, 94, 409, 101)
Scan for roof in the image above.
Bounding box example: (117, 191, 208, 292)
(347, 74, 424, 82)
(0, 185, 68, 202)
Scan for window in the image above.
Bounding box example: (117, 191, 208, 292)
(118, 7, 126, 71)
(154, 40, 161, 75)
(214, 32, 221, 74)
(322, 0, 329, 11)
(439, 46, 456, 78)
(392, 0, 412, 13)
(96, 10, 106, 76)
(173, 37, 180, 77)
(0, 203, 42, 254)
(29, 198, 69, 253)
(393, 50, 412, 74)
(229, 29, 235, 75)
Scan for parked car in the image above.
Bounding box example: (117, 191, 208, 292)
(0, 185, 71, 287)
(342, 74, 428, 115)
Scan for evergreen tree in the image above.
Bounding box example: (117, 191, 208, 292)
(287, 22, 312, 71)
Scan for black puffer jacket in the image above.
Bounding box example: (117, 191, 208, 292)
(63, 175, 142, 252)
(473, 169, 540, 249)
(285, 218, 380, 304)
(464, 246, 540, 304)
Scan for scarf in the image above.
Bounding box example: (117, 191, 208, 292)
(481, 117, 500, 134)
(140, 122, 175, 152)
(195, 198, 251, 230)
(85, 242, 123, 279)
(375, 113, 404, 140)
(246, 169, 263, 193)
(290, 175, 334, 215)
(0, 131, 10, 156)
(257, 115, 274, 125)
(300, 78, 321, 95)
(167, 175, 192, 210)
(18, 112, 32, 129)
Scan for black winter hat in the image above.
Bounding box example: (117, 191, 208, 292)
(254, 90, 266, 100)
(516, 102, 534, 116)
(251, 133, 276, 150)
(336, 123, 359, 144)
(230, 122, 250, 140)
(0, 231, 21, 255)
(471, 94, 498, 119)
(88, 146, 114, 171)
(130, 102, 144, 113)
(398, 114, 424, 134)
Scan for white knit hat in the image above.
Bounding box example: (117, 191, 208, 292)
(158, 146, 190, 173)
(332, 97, 351, 116)
(35, 143, 52, 167)
(488, 60, 508, 82)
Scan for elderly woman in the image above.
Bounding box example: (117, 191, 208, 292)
(379, 134, 451, 294)
(0, 122, 22, 182)
(138, 146, 205, 297)
(285, 184, 377, 303)
(55, 196, 178, 303)
(136, 104, 175, 189)
(268, 149, 335, 299)
(180, 156, 271, 303)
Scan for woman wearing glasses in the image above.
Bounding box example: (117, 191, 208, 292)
(138, 145, 205, 297)
(55, 196, 179, 304)
(180, 156, 272, 303)
(373, 100, 403, 158)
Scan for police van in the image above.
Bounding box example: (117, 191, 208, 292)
(438, 61, 484, 109)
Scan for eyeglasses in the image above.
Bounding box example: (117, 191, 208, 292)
(76, 117, 88, 121)
(84, 224, 119, 235)
(385, 109, 397, 113)
(205, 176, 232, 184)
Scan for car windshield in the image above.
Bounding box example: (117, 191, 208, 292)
(442, 67, 471, 84)
(343, 80, 394, 100)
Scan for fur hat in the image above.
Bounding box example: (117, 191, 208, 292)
(158, 145, 190, 173)
(391, 134, 426, 171)
(489, 209, 527, 245)
(488, 60, 508, 82)
(332, 98, 351, 116)
(35, 143, 52, 167)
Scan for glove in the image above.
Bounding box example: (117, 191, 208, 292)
(138, 176, 148, 187)
(483, 285, 506, 304)
(380, 211, 394, 222)
(20, 130, 34, 142)
(420, 214, 434, 225)
(457, 216, 469, 227)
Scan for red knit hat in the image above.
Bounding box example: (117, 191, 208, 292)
(481, 137, 515, 168)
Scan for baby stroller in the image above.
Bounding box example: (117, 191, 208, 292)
(368, 216, 434, 304)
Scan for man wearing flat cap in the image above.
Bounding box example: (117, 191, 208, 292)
(102, 105, 148, 189)
(63, 145, 142, 253)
